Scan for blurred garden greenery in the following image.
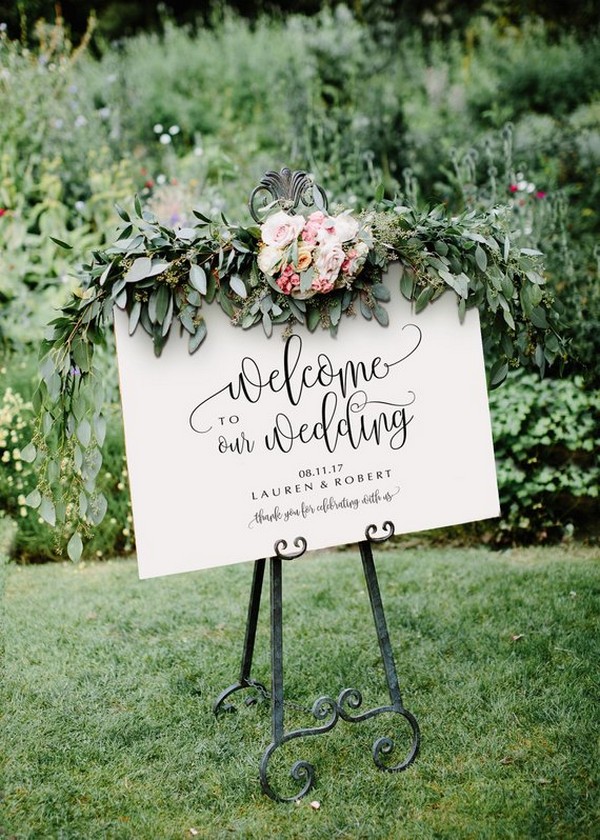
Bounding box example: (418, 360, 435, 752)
(0, 3, 598, 561)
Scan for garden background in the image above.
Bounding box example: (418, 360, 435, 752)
(0, 1, 599, 836)
(1, 1, 599, 560)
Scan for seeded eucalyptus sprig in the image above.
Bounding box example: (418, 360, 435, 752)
(371, 202, 567, 386)
(27, 194, 567, 559)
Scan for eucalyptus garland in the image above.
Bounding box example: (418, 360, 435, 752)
(23, 192, 566, 560)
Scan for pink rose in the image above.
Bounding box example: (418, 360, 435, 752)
(276, 263, 301, 295)
(314, 238, 346, 283)
(310, 277, 335, 294)
(301, 211, 327, 245)
(261, 210, 305, 248)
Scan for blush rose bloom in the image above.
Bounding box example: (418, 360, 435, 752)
(341, 240, 369, 276)
(276, 263, 301, 294)
(332, 213, 360, 242)
(261, 210, 305, 248)
(310, 277, 335, 294)
(314, 238, 346, 283)
(257, 244, 284, 276)
(301, 211, 327, 245)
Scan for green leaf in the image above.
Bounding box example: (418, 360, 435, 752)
(373, 303, 389, 327)
(176, 227, 198, 241)
(374, 182, 385, 203)
(77, 419, 92, 447)
(189, 264, 207, 295)
(371, 283, 391, 302)
(489, 360, 508, 388)
(94, 414, 107, 446)
(415, 286, 434, 313)
(306, 307, 321, 332)
(287, 298, 305, 324)
(475, 245, 488, 273)
(88, 493, 108, 526)
(155, 284, 170, 323)
(188, 320, 208, 353)
(262, 310, 273, 337)
(530, 307, 549, 329)
(502, 308, 516, 330)
(128, 299, 142, 335)
(330, 298, 342, 327)
(50, 236, 73, 250)
(230, 276, 247, 298)
(124, 257, 152, 284)
(399, 270, 415, 301)
(39, 496, 56, 526)
(67, 532, 83, 562)
(440, 270, 468, 299)
(359, 295, 373, 320)
(25, 489, 42, 509)
(115, 203, 131, 223)
(146, 260, 171, 277)
(312, 184, 326, 211)
(21, 442, 37, 463)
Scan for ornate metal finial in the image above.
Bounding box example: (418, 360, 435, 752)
(249, 167, 328, 223)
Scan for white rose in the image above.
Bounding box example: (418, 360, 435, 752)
(257, 244, 284, 276)
(260, 211, 305, 248)
(332, 213, 360, 243)
(314, 239, 346, 282)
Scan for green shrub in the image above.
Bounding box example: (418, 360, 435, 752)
(489, 371, 599, 544)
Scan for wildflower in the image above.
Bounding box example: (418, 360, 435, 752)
(153, 123, 164, 134)
(159, 134, 171, 145)
(535, 191, 547, 199)
(0, 208, 6, 217)
(168, 124, 180, 136)
(509, 184, 518, 193)
(74, 115, 87, 128)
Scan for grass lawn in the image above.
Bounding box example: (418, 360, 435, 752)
(1, 539, 598, 839)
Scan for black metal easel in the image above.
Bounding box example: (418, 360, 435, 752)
(213, 521, 420, 802)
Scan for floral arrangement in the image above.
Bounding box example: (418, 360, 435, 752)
(257, 209, 371, 298)
(23, 174, 567, 560)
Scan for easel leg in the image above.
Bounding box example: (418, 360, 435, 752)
(213, 558, 268, 714)
(359, 540, 404, 709)
(270, 555, 284, 743)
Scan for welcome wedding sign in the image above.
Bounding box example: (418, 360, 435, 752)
(115, 266, 500, 579)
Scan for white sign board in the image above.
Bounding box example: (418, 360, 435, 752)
(115, 267, 500, 579)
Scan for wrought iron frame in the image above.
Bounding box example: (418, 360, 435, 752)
(213, 522, 420, 802)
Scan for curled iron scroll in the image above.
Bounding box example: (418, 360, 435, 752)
(274, 536, 308, 560)
(249, 167, 329, 222)
(365, 521, 396, 543)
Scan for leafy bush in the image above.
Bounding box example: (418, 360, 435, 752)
(489, 371, 599, 543)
